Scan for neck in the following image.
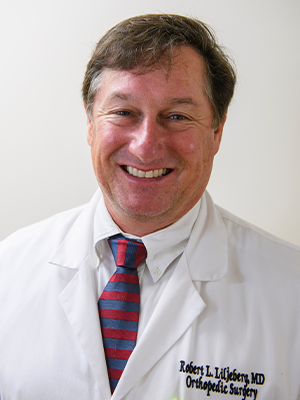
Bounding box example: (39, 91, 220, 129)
(105, 203, 185, 237)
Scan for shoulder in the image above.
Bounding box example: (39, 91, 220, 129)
(217, 204, 300, 251)
(0, 203, 87, 261)
(0, 189, 103, 267)
(216, 204, 300, 277)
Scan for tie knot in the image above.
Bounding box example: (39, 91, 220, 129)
(108, 235, 147, 269)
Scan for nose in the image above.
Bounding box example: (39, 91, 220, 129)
(128, 116, 165, 163)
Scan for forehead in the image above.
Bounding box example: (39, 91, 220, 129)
(96, 46, 208, 103)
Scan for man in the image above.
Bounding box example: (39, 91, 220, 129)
(0, 14, 299, 400)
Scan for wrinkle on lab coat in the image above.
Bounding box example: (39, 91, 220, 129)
(0, 190, 299, 400)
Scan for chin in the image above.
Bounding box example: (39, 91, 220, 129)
(123, 206, 167, 220)
(118, 200, 173, 221)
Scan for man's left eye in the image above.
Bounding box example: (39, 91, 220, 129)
(170, 114, 185, 120)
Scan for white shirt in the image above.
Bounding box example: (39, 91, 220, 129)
(91, 195, 201, 340)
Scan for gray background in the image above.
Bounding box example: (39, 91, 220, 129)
(1, 0, 299, 246)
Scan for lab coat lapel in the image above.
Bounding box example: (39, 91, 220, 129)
(113, 251, 206, 399)
(59, 258, 111, 400)
(49, 190, 111, 400)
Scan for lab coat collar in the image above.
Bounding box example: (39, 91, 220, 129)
(49, 189, 228, 281)
(186, 190, 228, 281)
(48, 189, 227, 398)
(49, 189, 102, 270)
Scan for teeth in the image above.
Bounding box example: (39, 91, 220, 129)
(125, 166, 169, 178)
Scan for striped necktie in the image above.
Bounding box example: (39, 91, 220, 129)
(98, 235, 147, 394)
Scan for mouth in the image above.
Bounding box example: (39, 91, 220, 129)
(122, 165, 172, 178)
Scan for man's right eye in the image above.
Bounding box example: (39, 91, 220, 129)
(116, 110, 131, 116)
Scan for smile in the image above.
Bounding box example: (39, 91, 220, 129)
(123, 166, 171, 178)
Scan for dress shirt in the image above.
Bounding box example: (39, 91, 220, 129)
(91, 195, 201, 340)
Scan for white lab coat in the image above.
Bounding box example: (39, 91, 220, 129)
(0, 190, 299, 400)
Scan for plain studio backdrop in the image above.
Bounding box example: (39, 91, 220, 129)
(0, 0, 299, 246)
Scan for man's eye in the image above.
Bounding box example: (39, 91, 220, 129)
(116, 110, 131, 116)
(170, 114, 185, 120)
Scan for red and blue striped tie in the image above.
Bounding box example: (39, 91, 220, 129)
(98, 235, 147, 394)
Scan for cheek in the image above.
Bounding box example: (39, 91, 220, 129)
(175, 135, 203, 159)
(178, 133, 215, 169)
(93, 124, 125, 158)
(188, 142, 196, 153)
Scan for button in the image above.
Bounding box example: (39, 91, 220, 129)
(152, 268, 161, 277)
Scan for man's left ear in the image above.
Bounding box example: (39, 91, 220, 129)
(213, 113, 227, 155)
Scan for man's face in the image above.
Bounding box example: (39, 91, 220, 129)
(86, 46, 225, 236)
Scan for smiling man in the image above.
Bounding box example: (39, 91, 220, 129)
(85, 45, 224, 236)
(0, 14, 300, 400)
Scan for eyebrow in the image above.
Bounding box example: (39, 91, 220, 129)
(108, 93, 198, 107)
(108, 93, 135, 102)
(170, 97, 198, 107)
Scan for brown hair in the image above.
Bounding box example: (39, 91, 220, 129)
(82, 14, 236, 128)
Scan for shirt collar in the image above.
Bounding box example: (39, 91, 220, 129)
(93, 196, 201, 283)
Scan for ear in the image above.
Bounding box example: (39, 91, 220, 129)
(213, 113, 227, 155)
(84, 103, 94, 146)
